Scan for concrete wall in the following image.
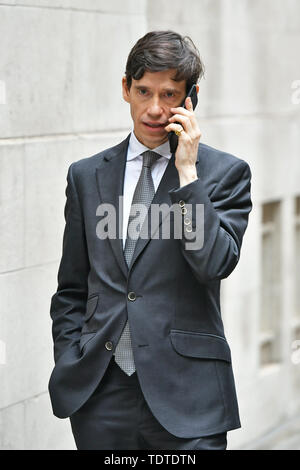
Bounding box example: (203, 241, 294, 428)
(0, 0, 299, 449)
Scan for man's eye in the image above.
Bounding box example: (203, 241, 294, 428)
(166, 93, 175, 98)
(139, 89, 147, 95)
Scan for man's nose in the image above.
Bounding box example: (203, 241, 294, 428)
(147, 98, 163, 116)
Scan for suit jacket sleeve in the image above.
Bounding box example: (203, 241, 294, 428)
(168, 160, 252, 285)
(50, 162, 90, 363)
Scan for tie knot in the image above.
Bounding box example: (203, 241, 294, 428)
(142, 150, 161, 168)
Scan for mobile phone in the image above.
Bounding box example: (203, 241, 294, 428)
(168, 84, 198, 154)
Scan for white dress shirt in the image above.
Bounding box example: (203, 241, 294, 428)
(122, 130, 172, 248)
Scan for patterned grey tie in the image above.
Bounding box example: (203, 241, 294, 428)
(113, 150, 161, 375)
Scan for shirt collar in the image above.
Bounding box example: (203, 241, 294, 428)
(127, 129, 172, 162)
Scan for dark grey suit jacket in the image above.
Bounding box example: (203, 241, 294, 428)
(48, 133, 252, 438)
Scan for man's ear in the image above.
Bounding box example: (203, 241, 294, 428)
(196, 84, 200, 94)
(122, 76, 130, 103)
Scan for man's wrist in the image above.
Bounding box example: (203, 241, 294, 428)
(177, 165, 198, 188)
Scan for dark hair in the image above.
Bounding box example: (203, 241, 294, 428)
(125, 30, 205, 93)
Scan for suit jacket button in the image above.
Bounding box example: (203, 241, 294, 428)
(105, 341, 113, 351)
(178, 200, 185, 207)
(128, 291, 136, 301)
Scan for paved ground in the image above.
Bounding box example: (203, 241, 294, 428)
(238, 414, 300, 450)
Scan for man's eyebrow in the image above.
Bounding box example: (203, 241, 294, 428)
(134, 85, 180, 93)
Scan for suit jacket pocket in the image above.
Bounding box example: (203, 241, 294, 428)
(85, 294, 99, 322)
(170, 329, 232, 363)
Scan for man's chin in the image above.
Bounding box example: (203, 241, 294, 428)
(135, 129, 169, 149)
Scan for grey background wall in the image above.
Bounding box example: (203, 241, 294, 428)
(0, 0, 300, 450)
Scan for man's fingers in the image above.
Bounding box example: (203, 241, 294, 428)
(168, 113, 193, 134)
(164, 123, 185, 135)
(186, 96, 193, 111)
(170, 106, 191, 117)
(170, 103, 198, 132)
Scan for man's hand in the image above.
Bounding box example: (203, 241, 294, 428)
(164, 96, 202, 187)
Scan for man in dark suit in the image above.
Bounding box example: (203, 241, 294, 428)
(48, 30, 252, 450)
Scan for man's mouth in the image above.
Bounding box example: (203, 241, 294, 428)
(143, 122, 167, 129)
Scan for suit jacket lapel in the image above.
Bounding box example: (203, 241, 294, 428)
(95, 134, 130, 279)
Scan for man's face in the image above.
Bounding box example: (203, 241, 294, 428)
(122, 69, 186, 149)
